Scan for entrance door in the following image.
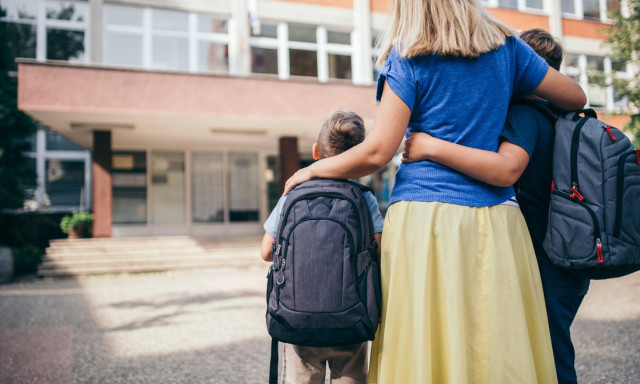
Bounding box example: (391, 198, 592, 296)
(150, 151, 185, 224)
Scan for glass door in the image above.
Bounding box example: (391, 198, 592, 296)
(150, 151, 185, 224)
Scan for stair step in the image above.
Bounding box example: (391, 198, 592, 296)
(37, 236, 266, 278)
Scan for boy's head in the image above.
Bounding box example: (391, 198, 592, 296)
(314, 110, 365, 160)
(519, 28, 563, 71)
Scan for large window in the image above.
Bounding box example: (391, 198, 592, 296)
(0, 0, 88, 69)
(228, 153, 259, 222)
(249, 21, 353, 82)
(191, 152, 224, 223)
(150, 151, 185, 224)
(564, 52, 629, 112)
(112, 151, 147, 224)
(104, 5, 229, 73)
(23, 127, 91, 212)
(561, 0, 620, 21)
(482, 0, 544, 11)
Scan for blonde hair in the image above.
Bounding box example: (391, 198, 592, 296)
(317, 110, 366, 159)
(376, 0, 514, 65)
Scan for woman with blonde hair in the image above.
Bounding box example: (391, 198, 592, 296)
(284, 0, 586, 383)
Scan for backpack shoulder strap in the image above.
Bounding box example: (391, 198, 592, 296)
(344, 179, 373, 195)
(269, 338, 278, 384)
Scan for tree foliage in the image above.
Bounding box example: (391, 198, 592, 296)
(0, 6, 37, 210)
(602, 0, 640, 144)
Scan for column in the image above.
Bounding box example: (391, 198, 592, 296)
(279, 137, 299, 194)
(353, 0, 373, 85)
(92, 130, 112, 238)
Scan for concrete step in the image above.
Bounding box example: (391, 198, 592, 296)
(37, 236, 266, 278)
(44, 246, 259, 259)
(37, 259, 266, 278)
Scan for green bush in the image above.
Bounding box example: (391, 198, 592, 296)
(60, 210, 93, 237)
(11, 244, 42, 276)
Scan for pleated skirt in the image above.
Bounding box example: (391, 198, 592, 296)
(367, 201, 557, 384)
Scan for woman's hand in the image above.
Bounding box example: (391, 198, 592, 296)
(283, 165, 315, 195)
(402, 132, 439, 163)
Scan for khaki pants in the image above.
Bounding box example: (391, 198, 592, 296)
(281, 342, 368, 384)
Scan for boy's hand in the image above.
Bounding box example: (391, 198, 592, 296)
(402, 132, 439, 163)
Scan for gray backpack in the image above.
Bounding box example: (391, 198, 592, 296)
(266, 178, 381, 383)
(542, 108, 640, 279)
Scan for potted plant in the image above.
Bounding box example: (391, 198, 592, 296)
(60, 211, 94, 239)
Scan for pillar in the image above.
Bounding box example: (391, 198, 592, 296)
(92, 130, 112, 238)
(279, 137, 300, 194)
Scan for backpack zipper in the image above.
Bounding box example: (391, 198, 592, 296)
(613, 150, 640, 238)
(281, 217, 355, 309)
(553, 190, 604, 264)
(569, 116, 591, 197)
(277, 192, 364, 255)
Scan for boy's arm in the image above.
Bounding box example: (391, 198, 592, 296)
(402, 132, 530, 187)
(261, 233, 275, 262)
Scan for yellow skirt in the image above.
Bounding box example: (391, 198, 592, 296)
(368, 201, 557, 384)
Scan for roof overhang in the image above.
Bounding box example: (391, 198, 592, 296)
(17, 60, 378, 152)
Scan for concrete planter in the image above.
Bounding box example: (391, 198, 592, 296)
(0, 247, 13, 283)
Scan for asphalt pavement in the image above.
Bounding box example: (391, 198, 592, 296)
(0, 264, 638, 383)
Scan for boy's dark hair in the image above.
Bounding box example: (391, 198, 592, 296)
(317, 110, 365, 158)
(520, 28, 563, 71)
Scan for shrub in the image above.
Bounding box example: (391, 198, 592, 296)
(11, 244, 42, 276)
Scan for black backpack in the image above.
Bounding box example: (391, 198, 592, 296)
(520, 100, 640, 279)
(266, 178, 381, 383)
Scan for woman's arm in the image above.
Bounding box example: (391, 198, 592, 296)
(402, 132, 530, 187)
(533, 67, 586, 111)
(283, 82, 411, 195)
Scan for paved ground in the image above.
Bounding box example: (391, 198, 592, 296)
(0, 265, 638, 384)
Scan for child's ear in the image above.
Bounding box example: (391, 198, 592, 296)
(312, 143, 320, 160)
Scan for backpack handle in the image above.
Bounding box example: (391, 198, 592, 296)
(569, 109, 598, 121)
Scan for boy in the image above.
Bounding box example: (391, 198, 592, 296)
(261, 109, 384, 384)
(401, 28, 590, 384)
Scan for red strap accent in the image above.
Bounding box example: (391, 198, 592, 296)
(597, 243, 603, 263)
(570, 187, 585, 201)
(605, 126, 616, 142)
(637, 149, 640, 165)
(550, 180, 555, 191)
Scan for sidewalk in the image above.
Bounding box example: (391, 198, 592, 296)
(0, 265, 638, 383)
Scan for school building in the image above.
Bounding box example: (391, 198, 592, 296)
(5, 0, 633, 238)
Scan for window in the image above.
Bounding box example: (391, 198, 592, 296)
(561, 0, 618, 20)
(151, 151, 185, 224)
(45, 131, 82, 151)
(0, 0, 88, 69)
(498, 0, 518, 9)
(46, 160, 86, 207)
(228, 153, 259, 222)
(113, 152, 147, 224)
(249, 21, 353, 82)
(104, 4, 230, 73)
(191, 152, 224, 223)
(583, 0, 601, 20)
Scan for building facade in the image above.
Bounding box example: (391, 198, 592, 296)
(3, 0, 633, 238)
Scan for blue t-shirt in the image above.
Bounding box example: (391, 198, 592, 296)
(501, 100, 589, 297)
(263, 190, 384, 238)
(377, 36, 549, 207)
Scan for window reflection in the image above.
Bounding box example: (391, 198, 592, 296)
(290, 49, 317, 77)
(199, 42, 229, 72)
(583, 0, 601, 19)
(251, 47, 278, 74)
(152, 8, 188, 32)
(46, 28, 84, 61)
(152, 36, 188, 70)
(46, 160, 85, 207)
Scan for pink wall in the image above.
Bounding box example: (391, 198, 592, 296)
(18, 63, 378, 122)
